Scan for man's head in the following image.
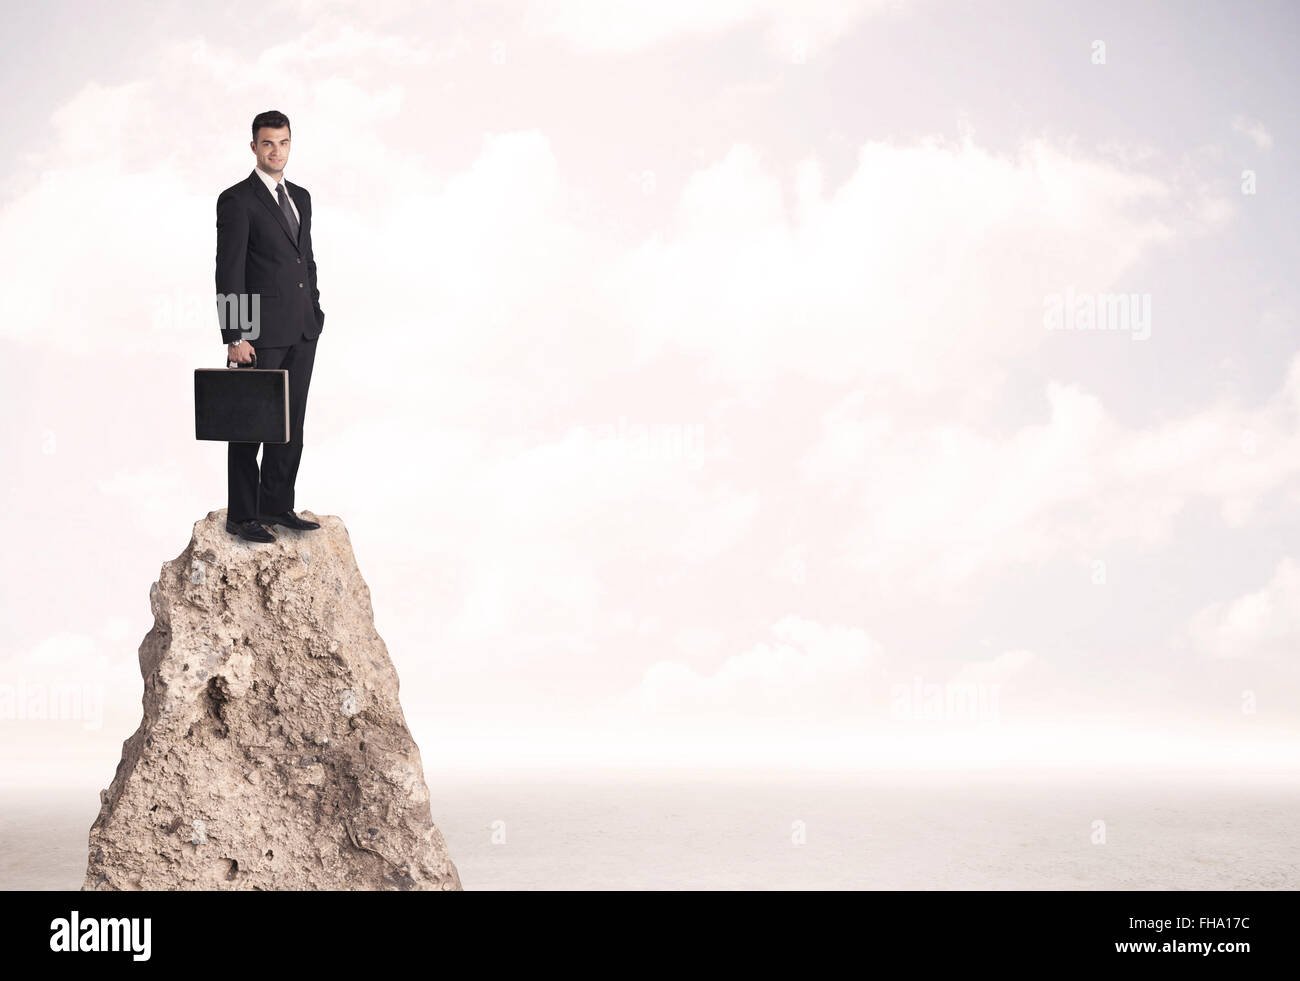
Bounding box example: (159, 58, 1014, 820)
(251, 110, 291, 178)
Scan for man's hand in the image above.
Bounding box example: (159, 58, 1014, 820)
(228, 340, 256, 364)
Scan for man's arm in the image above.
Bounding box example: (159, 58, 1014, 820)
(309, 252, 323, 330)
(302, 187, 324, 330)
(215, 189, 250, 346)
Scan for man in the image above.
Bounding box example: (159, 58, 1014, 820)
(215, 109, 324, 543)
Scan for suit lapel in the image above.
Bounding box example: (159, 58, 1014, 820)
(247, 171, 300, 251)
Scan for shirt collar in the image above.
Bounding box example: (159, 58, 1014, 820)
(254, 166, 286, 197)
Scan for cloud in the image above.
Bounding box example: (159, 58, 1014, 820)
(1, 5, 1292, 773)
(610, 135, 1219, 390)
(98, 465, 185, 513)
(532, 0, 901, 59)
(1189, 556, 1300, 661)
(0, 28, 426, 352)
(631, 615, 885, 717)
(947, 648, 1036, 685)
(1, 105, 1258, 689)
(0, 627, 136, 680)
(1232, 114, 1274, 151)
(805, 351, 1300, 593)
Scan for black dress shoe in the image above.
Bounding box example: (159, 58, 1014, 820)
(226, 518, 276, 543)
(259, 510, 321, 531)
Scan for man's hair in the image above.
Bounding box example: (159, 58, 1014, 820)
(251, 110, 291, 142)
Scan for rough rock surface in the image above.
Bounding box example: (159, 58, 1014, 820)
(83, 510, 462, 891)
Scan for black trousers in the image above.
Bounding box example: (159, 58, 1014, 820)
(227, 335, 317, 523)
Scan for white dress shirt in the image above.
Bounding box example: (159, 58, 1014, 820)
(253, 166, 300, 224)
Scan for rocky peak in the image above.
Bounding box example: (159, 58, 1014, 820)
(83, 510, 462, 890)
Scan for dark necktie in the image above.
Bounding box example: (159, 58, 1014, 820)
(276, 183, 300, 240)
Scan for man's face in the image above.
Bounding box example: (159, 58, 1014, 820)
(252, 126, 291, 176)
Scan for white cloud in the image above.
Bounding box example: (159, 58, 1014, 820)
(532, 0, 900, 59)
(2, 5, 1294, 774)
(0, 628, 136, 679)
(1, 104, 1262, 695)
(98, 465, 185, 512)
(612, 135, 1211, 390)
(632, 615, 885, 717)
(1232, 114, 1274, 151)
(806, 352, 1300, 593)
(948, 648, 1036, 685)
(1189, 556, 1300, 661)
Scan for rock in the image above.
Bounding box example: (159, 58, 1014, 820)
(83, 510, 463, 891)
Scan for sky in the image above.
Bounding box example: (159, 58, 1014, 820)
(0, 0, 1297, 784)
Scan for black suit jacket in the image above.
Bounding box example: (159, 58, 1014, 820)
(215, 170, 324, 348)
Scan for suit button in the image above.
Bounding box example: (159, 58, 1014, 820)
(298, 282, 304, 288)
(296, 258, 302, 263)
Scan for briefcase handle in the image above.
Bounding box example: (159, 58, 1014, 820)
(227, 348, 258, 369)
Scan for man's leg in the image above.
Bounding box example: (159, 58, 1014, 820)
(258, 335, 318, 516)
(227, 440, 259, 523)
(227, 344, 290, 523)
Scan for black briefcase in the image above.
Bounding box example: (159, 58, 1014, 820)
(194, 352, 290, 444)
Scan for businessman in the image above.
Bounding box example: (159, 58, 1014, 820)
(215, 109, 323, 543)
